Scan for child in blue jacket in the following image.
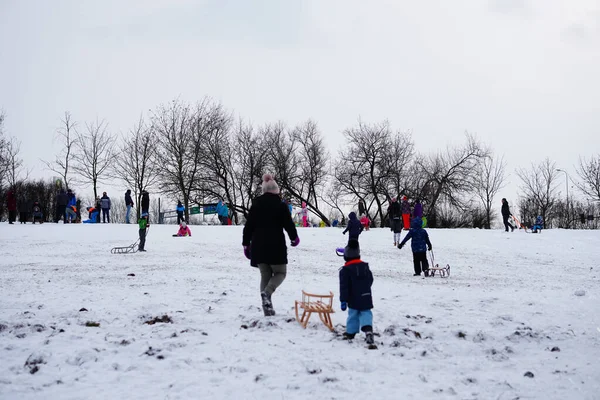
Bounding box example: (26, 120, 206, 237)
(339, 238, 375, 346)
(532, 216, 543, 233)
(342, 212, 364, 243)
(398, 217, 432, 276)
(176, 201, 185, 224)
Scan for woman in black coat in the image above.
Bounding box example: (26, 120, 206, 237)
(501, 198, 515, 232)
(141, 190, 150, 215)
(242, 174, 299, 316)
(358, 199, 366, 216)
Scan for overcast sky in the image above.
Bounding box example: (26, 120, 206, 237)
(1, 0, 599, 205)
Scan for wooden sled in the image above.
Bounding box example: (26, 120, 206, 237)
(295, 291, 335, 331)
(427, 250, 450, 278)
(428, 264, 450, 277)
(511, 215, 529, 232)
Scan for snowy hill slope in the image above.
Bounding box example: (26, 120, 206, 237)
(0, 224, 599, 399)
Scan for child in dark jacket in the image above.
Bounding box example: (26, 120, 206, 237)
(32, 202, 44, 224)
(342, 212, 364, 242)
(339, 238, 375, 346)
(398, 217, 432, 276)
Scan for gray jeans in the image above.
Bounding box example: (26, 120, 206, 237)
(258, 264, 287, 296)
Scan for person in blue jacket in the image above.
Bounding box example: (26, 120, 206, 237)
(532, 216, 543, 233)
(339, 238, 375, 345)
(83, 206, 99, 224)
(398, 217, 433, 276)
(216, 200, 229, 225)
(176, 201, 185, 224)
(65, 189, 77, 223)
(342, 212, 363, 243)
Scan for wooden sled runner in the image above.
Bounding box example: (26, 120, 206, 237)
(295, 291, 335, 331)
(428, 250, 450, 278)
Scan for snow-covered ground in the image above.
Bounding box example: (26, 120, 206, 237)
(0, 223, 598, 400)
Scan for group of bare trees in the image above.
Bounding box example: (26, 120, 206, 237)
(515, 156, 600, 228)
(3, 98, 600, 228)
(42, 112, 116, 200)
(0, 111, 27, 190)
(330, 123, 504, 228)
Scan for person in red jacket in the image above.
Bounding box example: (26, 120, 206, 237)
(173, 221, 192, 237)
(401, 196, 411, 230)
(7, 190, 17, 224)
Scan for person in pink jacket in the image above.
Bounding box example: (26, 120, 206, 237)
(173, 221, 192, 237)
(297, 202, 309, 227)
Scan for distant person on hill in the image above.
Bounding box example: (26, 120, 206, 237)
(358, 199, 366, 217)
(125, 190, 134, 224)
(65, 189, 77, 223)
(360, 214, 370, 231)
(532, 216, 543, 233)
(413, 199, 423, 219)
(95, 197, 101, 223)
(18, 196, 30, 224)
(388, 197, 402, 246)
(173, 221, 192, 237)
(83, 206, 99, 224)
(55, 189, 68, 223)
(501, 198, 515, 232)
(216, 200, 229, 225)
(176, 201, 185, 224)
(7, 189, 17, 224)
(141, 190, 150, 215)
(401, 196, 411, 230)
(100, 192, 111, 223)
(297, 202, 309, 227)
(32, 201, 44, 224)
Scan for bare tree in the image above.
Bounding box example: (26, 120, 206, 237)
(290, 120, 330, 224)
(153, 98, 226, 221)
(230, 120, 267, 219)
(3, 137, 26, 188)
(0, 111, 8, 188)
(381, 130, 415, 201)
(473, 153, 507, 229)
(113, 116, 161, 219)
(187, 99, 232, 219)
(319, 174, 351, 225)
(153, 99, 195, 221)
(72, 119, 116, 199)
(42, 112, 78, 190)
(575, 155, 600, 201)
(263, 121, 331, 225)
(416, 133, 489, 227)
(334, 120, 413, 227)
(516, 158, 560, 226)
